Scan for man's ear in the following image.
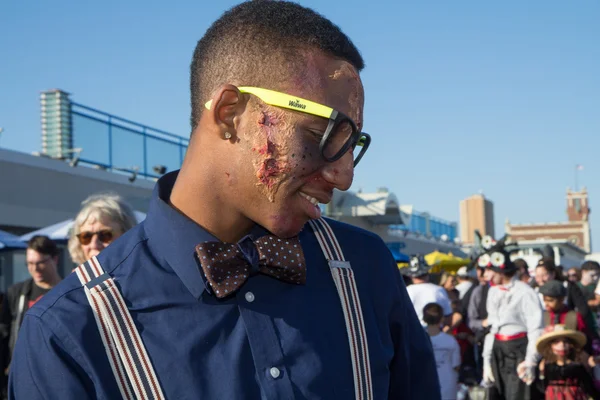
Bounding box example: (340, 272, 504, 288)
(206, 84, 244, 139)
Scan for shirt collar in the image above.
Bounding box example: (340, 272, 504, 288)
(499, 277, 517, 291)
(143, 170, 268, 299)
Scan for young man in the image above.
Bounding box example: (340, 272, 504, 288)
(0, 236, 61, 376)
(480, 239, 543, 400)
(424, 303, 461, 400)
(9, 2, 438, 399)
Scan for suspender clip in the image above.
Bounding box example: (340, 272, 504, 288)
(329, 260, 351, 269)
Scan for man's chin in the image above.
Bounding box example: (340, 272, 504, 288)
(262, 214, 310, 238)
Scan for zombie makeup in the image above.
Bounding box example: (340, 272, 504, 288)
(250, 108, 296, 202)
(328, 62, 364, 129)
(551, 338, 572, 359)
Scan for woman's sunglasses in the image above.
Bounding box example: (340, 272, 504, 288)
(76, 230, 114, 245)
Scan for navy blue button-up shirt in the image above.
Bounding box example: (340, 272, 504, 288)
(9, 171, 439, 399)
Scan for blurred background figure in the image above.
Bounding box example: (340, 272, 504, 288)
(579, 261, 600, 308)
(423, 302, 461, 400)
(455, 266, 474, 300)
(402, 256, 453, 328)
(513, 258, 531, 284)
(68, 193, 138, 265)
(567, 267, 581, 284)
(440, 271, 458, 294)
(0, 236, 61, 397)
(468, 267, 493, 382)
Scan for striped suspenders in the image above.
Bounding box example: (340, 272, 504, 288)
(78, 218, 371, 400)
(76, 257, 165, 400)
(308, 218, 373, 400)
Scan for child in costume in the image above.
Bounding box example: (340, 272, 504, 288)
(536, 324, 600, 399)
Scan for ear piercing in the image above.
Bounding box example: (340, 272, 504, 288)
(224, 132, 232, 140)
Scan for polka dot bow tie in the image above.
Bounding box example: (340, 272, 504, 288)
(195, 235, 306, 299)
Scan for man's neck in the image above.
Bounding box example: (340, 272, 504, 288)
(170, 153, 255, 243)
(426, 325, 441, 336)
(500, 275, 514, 286)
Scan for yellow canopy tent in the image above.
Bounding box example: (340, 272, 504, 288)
(424, 251, 471, 274)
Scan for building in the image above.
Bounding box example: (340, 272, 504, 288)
(510, 239, 588, 272)
(505, 188, 591, 253)
(325, 188, 464, 257)
(459, 194, 495, 244)
(41, 89, 73, 159)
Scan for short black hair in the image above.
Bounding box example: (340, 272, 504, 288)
(423, 303, 443, 326)
(27, 235, 59, 258)
(501, 269, 517, 279)
(537, 257, 557, 275)
(513, 258, 529, 273)
(581, 261, 600, 272)
(190, 0, 364, 131)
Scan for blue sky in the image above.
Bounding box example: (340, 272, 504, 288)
(1, 1, 599, 248)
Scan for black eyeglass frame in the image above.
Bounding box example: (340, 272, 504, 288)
(318, 109, 371, 167)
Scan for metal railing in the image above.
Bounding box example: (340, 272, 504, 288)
(71, 102, 189, 179)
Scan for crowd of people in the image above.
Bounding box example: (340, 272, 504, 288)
(402, 237, 600, 400)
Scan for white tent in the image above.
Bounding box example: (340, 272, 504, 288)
(0, 229, 27, 250)
(19, 211, 146, 242)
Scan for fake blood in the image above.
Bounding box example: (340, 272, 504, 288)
(257, 141, 275, 156)
(257, 159, 285, 188)
(255, 111, 288, 190)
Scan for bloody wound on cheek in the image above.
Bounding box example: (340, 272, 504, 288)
(255, 111, 287, 189)
(257, 159, 285, 188)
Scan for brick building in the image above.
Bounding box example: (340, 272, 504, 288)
(505, 188, 591, 253)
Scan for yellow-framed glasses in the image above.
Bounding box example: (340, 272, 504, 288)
(205, 86, 371, 167)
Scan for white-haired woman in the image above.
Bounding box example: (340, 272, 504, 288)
(68, 193, 138, 265)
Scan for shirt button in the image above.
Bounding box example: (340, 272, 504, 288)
(269, 367, 280, 379)
(245, 292, 255, 303)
